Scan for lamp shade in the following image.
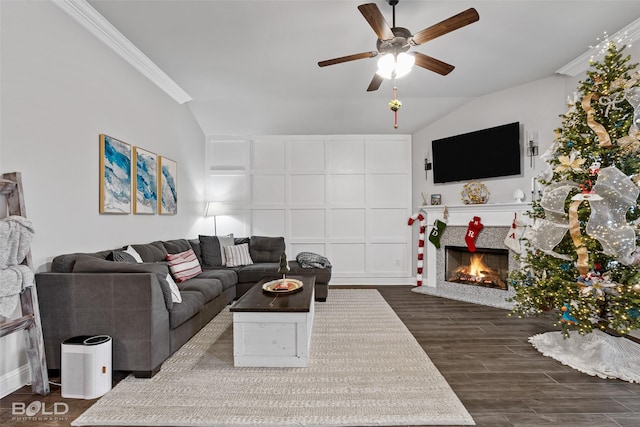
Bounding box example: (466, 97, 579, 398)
(204, 202, 224, 217)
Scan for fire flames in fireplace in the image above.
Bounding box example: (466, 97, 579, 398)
(449, 254, 507, 290)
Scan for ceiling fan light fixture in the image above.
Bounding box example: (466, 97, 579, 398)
(376, 52, 415, 79)
(395, 52, 415, 78)
(376, 53, 395, 79)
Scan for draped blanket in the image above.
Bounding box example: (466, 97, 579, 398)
(0, 216, 35, 317)
(296, 251, 332, 269)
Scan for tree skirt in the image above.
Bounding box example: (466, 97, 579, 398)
(529, 330, 640, 383)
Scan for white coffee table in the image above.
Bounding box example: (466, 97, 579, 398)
(230, 276, 315, 367)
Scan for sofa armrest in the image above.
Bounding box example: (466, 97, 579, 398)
(35, 272, 170, 373)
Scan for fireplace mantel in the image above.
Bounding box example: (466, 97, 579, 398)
(419, 202, 532, 227)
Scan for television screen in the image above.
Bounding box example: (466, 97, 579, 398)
(431, 122, 521, 184)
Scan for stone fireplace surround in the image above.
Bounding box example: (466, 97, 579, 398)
(412, 202, 532, 309)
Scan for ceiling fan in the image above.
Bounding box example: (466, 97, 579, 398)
(318, 1, 479, 91)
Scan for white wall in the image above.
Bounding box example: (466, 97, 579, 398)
(0, 1, 206, 396)
(207, 135, 414, 284)
(412, 75, 567, 209)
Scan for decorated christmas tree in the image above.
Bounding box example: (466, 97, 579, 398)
(510, 42, 640, 336)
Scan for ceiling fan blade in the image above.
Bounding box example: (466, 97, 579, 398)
(367, 74, 384, 92)
(411, 8, 479, 45)
(318, 51, 378, 67)
(412, 52, 455, 75)
(358, 3, 394, 41)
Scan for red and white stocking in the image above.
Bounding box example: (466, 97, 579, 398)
(465, 216, 483, 252)
(504, 213, 526, 254)
(408, 212, 427, 286)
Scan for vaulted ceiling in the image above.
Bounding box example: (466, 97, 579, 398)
(86, 0, 640, 135)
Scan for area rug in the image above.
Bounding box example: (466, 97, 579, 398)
(72, 289, 475, 426)
(530, 330, 640, 383)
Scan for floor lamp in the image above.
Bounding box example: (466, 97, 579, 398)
(205, 202, 223, 235)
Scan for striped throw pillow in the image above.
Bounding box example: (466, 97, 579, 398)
(166, 249, 202, 283)
(224, 243, 253, 267)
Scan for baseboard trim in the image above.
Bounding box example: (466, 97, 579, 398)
(0, 364, 31, 398)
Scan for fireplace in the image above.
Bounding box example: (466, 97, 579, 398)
(445, 246, 509, 290)
(411, 203, 531, 309)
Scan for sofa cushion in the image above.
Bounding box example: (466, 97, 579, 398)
(177, 277, 223, 303)
(225, 243, 253, 267)
(162, 239, 192, 254)
(130, 241, 167, 263)
(189, 239, 203, 265)
(51, 251, 112, 273)
(169, 291, 204, 329)
(288, 260, 332, 283)
(236, 262, 279, 283)
(249, 236, 285, 263)
(71, 255, 173, 310)
(198, 268, 238, 291)
(166, 249, 203, 283)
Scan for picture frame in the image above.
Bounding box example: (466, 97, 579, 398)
(133, 147, 158, 214)
(158, 156, 177, 215)
(430, 194, 442, 205)
(99, 134, 131, 214)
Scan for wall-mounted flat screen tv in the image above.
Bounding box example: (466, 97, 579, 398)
(431, 122, 521, 184)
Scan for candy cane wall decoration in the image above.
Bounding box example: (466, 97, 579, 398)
(407, 211, 427, 286)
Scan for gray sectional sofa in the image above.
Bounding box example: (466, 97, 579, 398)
(34, 235, 331, 378)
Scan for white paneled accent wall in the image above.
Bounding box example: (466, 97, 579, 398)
(207, 135, 413, 283)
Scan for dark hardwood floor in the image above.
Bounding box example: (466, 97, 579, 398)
(2, 285, 639, 427)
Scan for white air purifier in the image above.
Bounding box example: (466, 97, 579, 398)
(61, 335, 112, 399)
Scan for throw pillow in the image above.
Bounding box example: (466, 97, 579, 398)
(218, 234, 234, 266)
(224, 243, 253, 267)
(166, 249, 202, 282)
(166, 273, 182, 303)
(124, 245, 143, 263)
(106, 250, 137, 263)
(199, 235, 223, 267)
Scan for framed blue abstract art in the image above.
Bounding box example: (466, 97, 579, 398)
(99, 134, 131, 214)
(158, 156, 177, 215)
(133, 147, 158, 214)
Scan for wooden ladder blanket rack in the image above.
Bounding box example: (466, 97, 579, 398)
(0, 172, 49, 395)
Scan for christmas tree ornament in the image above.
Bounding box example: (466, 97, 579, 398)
(578, 272, 618, 297)
(598, 91, 625, 117)
(585, 166, 640, 263)
(389, 86, 402, 129)
(428, 219, 447, 249)
(554, 150, 586, 174)
(560, 303, 578, 325)
(465, 216, 483, 252)
(617, 132, 640, 154)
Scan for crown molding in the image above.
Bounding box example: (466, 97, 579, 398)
(51, 0, 192, 104)
(556, 17, 640, 76)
